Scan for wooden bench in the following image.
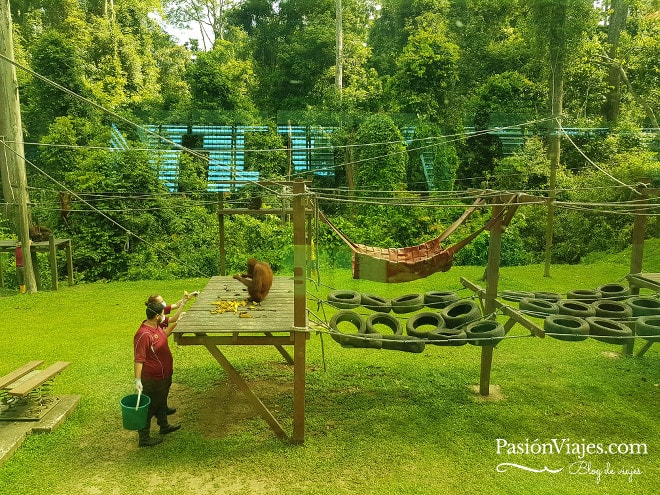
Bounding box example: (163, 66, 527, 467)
(2, 361, 70, 397)
(0, 361, 45, 390)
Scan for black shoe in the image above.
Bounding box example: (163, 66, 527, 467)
(166, 407, 176, 415)
(160, 424, 181, 435)
(138, 436, 163, 447)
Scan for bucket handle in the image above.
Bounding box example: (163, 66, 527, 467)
(135, 390, 142, 411)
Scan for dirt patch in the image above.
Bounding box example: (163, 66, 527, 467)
(469, 384, 506, 402)
(601, 351, 622, 359)
(170, 374, 292, 438)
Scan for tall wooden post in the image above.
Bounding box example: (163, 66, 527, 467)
(0, 0, 37, 293)
(217, 193, 226, 275)
(480, 196, 504, 396)
(629, 189, 648, 293)
(48, 234, 58, 290)
(292, 179, 307, 443)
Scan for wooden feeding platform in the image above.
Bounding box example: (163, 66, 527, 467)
(0, 237, 73, 290)
(173, 275, 309, 443)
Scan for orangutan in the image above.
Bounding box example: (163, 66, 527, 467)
(233, 258, 273, 303)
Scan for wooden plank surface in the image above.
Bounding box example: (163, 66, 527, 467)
(627, 273, 660, 291)
(0, 239, 71, 253)
(0, 361, 45, 389)
(8, 361, 70, 397)
(173, 276, 295, 334)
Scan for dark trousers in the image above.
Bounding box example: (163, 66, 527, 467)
(139, 375, 172, 433)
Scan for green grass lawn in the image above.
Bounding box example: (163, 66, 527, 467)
(0, 242, 658, 495)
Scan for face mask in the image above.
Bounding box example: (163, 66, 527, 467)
(161, 301, 167, 308)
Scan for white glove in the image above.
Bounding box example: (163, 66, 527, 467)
(135, 378, 143, 393)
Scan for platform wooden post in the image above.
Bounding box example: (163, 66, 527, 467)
(66, 240, 73, 286)
(480, 196, 505, 396)
(292, 179, 307, 443)
(218, 195, 226, 276)
(629, 192, 648, 295)
(49, 234, 58, 290)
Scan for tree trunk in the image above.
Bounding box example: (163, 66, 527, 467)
(0, 0, 37, 292)
(543, 0, 567, 278)
(602, 0, 629, 124)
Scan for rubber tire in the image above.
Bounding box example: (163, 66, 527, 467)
(586, 317, 633, 345)
(423, 291, 458, 309)
(441, 300, 482, 329)
(635, 315, 660, 342)
(406, 311, 446, 338)
(519, 298, 560, 316)
(379, 334, 426, 353)
(360, 293, 391, 313)
(366, 312, 403, 335)
(391, 293, 425, 314)
(543, 315, 590, 342)
(567, 289, 601, 303)
(500, 290, 535, 302)
(556, 300, 596, 318)
(591, 300, 633, 319)
(534, 291, 562, 301)
(625, 296, 660, 317)
(596, 283, 630, 301)
(327, 290, 361, 309)
(329, 310, 373, 348)
(465, 320, 505, 346)
(427, 329, 468, 346)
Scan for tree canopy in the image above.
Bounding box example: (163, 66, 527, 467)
(1, 0, 658, 283)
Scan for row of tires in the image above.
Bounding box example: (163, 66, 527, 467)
(327, 290, 462, 313)
(501, 282, 635, 303)
(517, 295, 660, 318)
(328, 299, 506, 352)
(544, 314, 660, 344)
(328, 283, 659, 317)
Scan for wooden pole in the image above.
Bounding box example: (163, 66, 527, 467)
(480, 196, 505, 396)
(0, 0, 37, 293)
(629, 190, 648, 292)
(626, 186, 648, 356)
(48, 234, 58, 290)
(306, 214, 312, 278)
(66, 239, 73, 286)
(292, 179, 307, 443)
(218, 193, 226, 276)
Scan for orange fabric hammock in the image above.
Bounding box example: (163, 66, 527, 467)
(319, 196, 518, 283)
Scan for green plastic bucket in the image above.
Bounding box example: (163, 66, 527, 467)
(120, 393, 150, 430)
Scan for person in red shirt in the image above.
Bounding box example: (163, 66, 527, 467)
(144, 291, 199, 415)
(133, 296, 188, 447)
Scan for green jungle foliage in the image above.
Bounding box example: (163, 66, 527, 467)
(0, 0, 659, 283)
